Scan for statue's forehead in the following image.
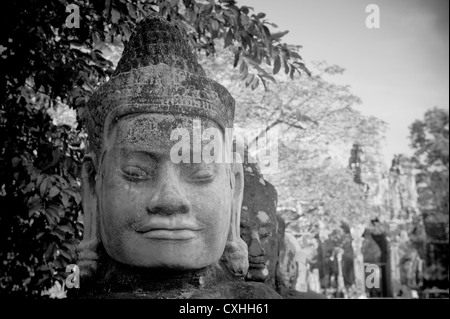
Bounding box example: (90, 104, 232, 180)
(115, 113, 218, 133)
(241, 209, 276, 229)
(108, 113, 222, 147)
(105, 113, 223, 160)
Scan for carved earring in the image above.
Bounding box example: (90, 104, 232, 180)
(76, 153, 101, 279)
(221, 161, 249, 277)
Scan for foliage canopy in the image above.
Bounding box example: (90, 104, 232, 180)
(0, 0, 305, 296)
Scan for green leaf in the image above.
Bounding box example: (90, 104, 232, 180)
(295, 62, 312, 76)
(211, 19, 220, 33)
(45, 207, 59, 225)
(74, 193, 81, 205)
(38, 265, 50, 272)
(126, 3, 137, 19)
(273, 55, 281, 75)
(245, 73, 255, 87)
(224, 29, 233, 48)
(36, 232, 45, 240)
(52, 204, 65, 218)
(240, 62, 249, 80)
(233, 50, 240, 68)
(45, 243, 55, 260)
(241, 6, 252, 15)
(251, 76, 260, 90)
(239, 60, 246, 73)
(48, 186, 60, 198)
(284, 60, 290, 75)
(11, 157, 21, 167)
(264, 73, 276, 83)
(215, 11, 225, 23)
(50, 230, 66, 241)
(36, 174, 44, 187)
(64, 189, 81, 205)
(52, 259, 63, 270)
(28, 204, 42, 218)
(61, 192, 70, 207)
(256, 13, 266, 19)
(271, 30, 289, 41)
(111, 8, 120, 24)
(264, 22, 278, 28)
(201, 2, 214, 15)
(262, 25, 271, 41)
(241, 14, 250, 26)
(59, 249, 72, 261)
(290, 51, 302, 60)
(54, 175, 68, 187)
(121, 25, 132, 42)
(24, 182, 35, 193)
(40, 177, 49, 198)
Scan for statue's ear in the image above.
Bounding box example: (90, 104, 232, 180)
(221, 156, 249, 277)
(76, 153, 100, 279)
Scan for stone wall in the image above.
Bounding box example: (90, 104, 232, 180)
(240, 150, 428, 298)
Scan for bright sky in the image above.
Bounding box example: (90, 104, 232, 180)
(242, 0, 449, 164)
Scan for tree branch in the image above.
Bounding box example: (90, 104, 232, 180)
(248, 118, 282, 148)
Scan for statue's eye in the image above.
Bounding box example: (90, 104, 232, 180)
(240, 228, 251, 243)
(188, 169, 215, 182)
(121, 166, 150, 181)
(259, 229, 271, 239)
(184, 163, 216, 182)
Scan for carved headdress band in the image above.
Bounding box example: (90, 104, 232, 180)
(84, 16, 235, 157)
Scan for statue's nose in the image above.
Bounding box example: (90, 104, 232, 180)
(248, 230, 265, 257)
(146, 164, 191, 215)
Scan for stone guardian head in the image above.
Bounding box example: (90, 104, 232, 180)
(77, 16, 248, 277)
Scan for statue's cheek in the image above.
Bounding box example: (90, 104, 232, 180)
(188, 179, 230, 216)
(100, 176, 145, 231)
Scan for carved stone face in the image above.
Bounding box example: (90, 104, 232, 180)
(97, 113, 233, 270)
(241, 209, 279, 282)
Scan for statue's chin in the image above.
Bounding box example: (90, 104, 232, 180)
(110, 251, 219, 270)
(247, 266, 270, 282)
(109, 256, 216, 271)
(102, 235, 224, 271)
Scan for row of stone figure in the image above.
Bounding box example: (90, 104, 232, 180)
(73, 158, 324, 299)
(230, 160, 325, 298)
(74, 16, 325, 299)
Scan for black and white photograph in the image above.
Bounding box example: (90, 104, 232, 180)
(0, 0, 448, 308)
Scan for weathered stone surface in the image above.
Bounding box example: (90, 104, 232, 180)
(76, 16, 280, 299)
(96, 114, 234, 270)
(389, 155, 420, 220)
(75, 250, 281, 299)
(83, 16, 235, 160)
(239, 160, 325, 298)
(359, 155, 426, 297)
(240, 161, 280, 288)
(350, 224, 366, 297)
(114, 17, 205, 77)
(278, 232, 300, 291)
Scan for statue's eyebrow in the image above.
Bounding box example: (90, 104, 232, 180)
(117, 147, 161, 161)
(259, 224, 271, 230)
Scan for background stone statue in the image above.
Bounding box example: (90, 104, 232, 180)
(239, 159, 325, 299)
(279, 232, 304, 291)
(75, 16, 280, 299)
(240, 161, 280, 287)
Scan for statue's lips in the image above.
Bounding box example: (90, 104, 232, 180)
(249, 262, 266, 269)
(249, 257, 266, 269)
(136, 224, 202, 240)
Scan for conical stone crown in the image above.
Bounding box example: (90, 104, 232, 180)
(114, 16, 206, 77)
(84, 16, 235, 159)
